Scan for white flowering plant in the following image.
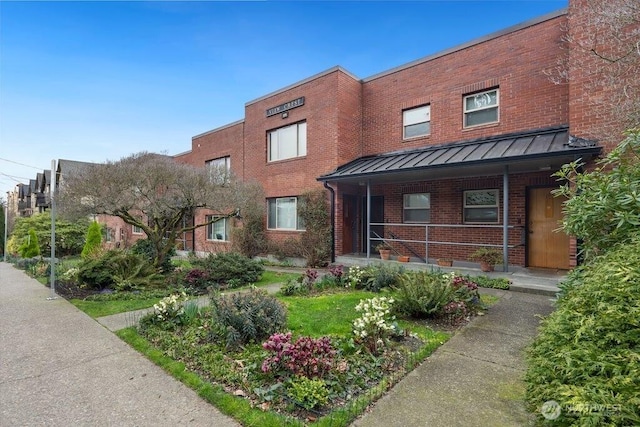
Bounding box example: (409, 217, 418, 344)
(153, 292, 188, 323)
(345, 265, 365, 288)
(352, 296, 400, 353)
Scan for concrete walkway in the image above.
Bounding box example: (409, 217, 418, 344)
(353, 289, 555, 427)
(0, 262, 239, 427)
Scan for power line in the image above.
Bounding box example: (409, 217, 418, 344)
(0, 157, 46, 171)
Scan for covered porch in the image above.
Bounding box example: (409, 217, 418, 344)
(318, 126, 601, 272)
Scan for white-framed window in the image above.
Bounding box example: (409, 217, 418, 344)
(132, 224, 143, 234)
(403, 193, 431, 223)
(403, 105, 430, 139)
(464, 189, 499, 223)
(268, 122, 307, 162)
(206, 215, 230, 241)
(105, 227, 114, 242)
(464, 89, 499, 127)
(205, 156, 231, 184)
(267, 197, 305, 230)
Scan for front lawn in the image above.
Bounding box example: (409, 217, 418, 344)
(126, 282, 455, 426)
(68, 269, 301, 318)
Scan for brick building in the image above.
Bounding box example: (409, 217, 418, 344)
(175, 1, 636, 271)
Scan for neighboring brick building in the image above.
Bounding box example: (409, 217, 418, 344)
(175, 2, 636, 271)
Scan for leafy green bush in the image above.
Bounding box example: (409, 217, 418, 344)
(194, 252, 264, 288)
(209, 289, 287, 348)
(8, 212, 88, 257)
(392, 271, 458, 318)
(287, 376, 329, 411)
(359, 263, 405, 292)
(553, 129, 640, 260)
(525, 232, 640, 425)
(466, 274, 510, 290)
(297, 190, 332, 267)
(81, 221, 102, 259)
(19, 229, 41, 258)
(77, 250, 163, 291)
(130, 238, 175, 273)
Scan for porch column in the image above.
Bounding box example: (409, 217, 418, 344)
(503, 165, 509, 272)
(366, 180, 371, 260)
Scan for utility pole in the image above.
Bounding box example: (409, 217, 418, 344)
(48, 159, 57, 300)
(3, 199, 7, 262)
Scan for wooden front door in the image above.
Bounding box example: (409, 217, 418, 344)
(342, 195, 357, 254)
(528, 187, 570, 269)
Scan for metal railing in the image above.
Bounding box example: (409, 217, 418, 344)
(369, 222, 524, 265)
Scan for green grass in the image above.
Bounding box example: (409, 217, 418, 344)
(281, 290, 376, 336)
(254, 270, 300, 287)
(70, 269, 300, 319)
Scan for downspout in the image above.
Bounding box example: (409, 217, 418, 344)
(503, 165, 509, 272)
(323, 181, 336, 263)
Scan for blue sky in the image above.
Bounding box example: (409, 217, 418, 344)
(0, 0, 567, 197)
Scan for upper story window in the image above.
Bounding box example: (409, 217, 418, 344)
(268, 122, 307, 162)
(206, 215, 230, 241)
(403, 193, 431, 222)
(403, 105, 430, 139)
(463, 189, 499, 223)
(206, 156, 231, 184)
(464, 89, 499, 128)
(267, 197, 305, 230)
(132, 224, 143, 234)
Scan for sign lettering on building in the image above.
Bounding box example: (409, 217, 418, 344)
(266, 97, 305, 117)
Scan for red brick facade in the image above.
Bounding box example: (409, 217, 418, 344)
(172, 2, 632, 270)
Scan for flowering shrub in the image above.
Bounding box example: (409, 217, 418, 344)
(328, 264, 343, 279)
(261, 332, 336, 379)
(345, 265, 365, 288)
(153, 292, 188, 322)
(352, 296, 398, 353)
(304, 269, 319, 284)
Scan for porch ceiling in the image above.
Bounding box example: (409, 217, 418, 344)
(318, 126, 602, 184)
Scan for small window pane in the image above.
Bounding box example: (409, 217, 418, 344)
(404, 209, 431, 222)
(404, 193, 430, 208)
(464, 208, 499, 222)
(465, 108, 498, 127)
(404, 122, 430, 139)
(268, 200, 277, 229)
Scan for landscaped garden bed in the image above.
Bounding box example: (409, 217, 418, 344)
(8, 247, 507, 425)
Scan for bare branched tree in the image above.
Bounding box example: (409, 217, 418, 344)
(58, 152, 254, 269)
(545, 0, 639, 144)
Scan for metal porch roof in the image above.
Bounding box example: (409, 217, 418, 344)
(318, 126, 601, 183)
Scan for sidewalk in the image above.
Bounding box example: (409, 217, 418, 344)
(0, 262, 239, 427)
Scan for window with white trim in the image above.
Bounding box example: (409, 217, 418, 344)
(105, 227, 114, 242)
(403, 105, 430, 139)
(268, 122, 307, 162)
(132, 224, 143, 234)
(205, 156, 231, 184)
(463, 189, 499, 223)
(464, 89, 499, 127)
(267, 197, 305, 230)
(206, 215, 230, 241)
(403, 193, 431, 222)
